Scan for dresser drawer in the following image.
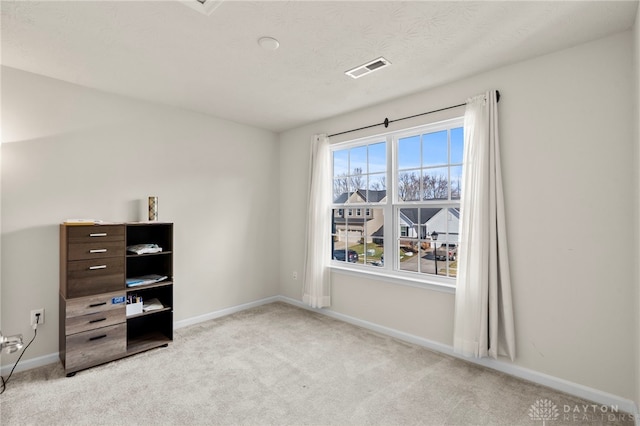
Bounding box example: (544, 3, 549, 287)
(65, 291, 126, 335)
(67, 240, 125, 261)
(66, 257, 125, 298)
(67, 225, 125, 243)
(64, 323, 126, 373)
(66, 308, 125, 335)
(65, 291, 126, 317)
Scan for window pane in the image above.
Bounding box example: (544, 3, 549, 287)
(331, 209, 358, 263)
(419, 240, 435, 275)
(422, 167, 448, 200)
(398, 241, 418, 273)
(333, 149, 348, 177)
(451, 127, 464, 164)
(431, 239, 446, 276)
(333, 178, 349, 202)
(399, 208, 419, 237)
(349, 169, 365, 194)
(398, 171, 420, 201)
(367, 173, 386, 202)
(396, 207, 462, 277)
(398, 135, 420, 170)
(332, 207, 384, 266)
(430, 209, 460, 278)
(349, 145, 367, 176)
(368, 142, 386, 173)
(398, 208, 418, 272)
(360, 208, 384, 266)
(433, 238, 458, 278)
(451, 165, 462, 200)
(422, 130, 448, 167)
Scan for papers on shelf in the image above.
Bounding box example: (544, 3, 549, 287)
(127, 243, 163, 255)
(126, 274, 168, 287)
(143, 298, 164, 312)
(64, 219, 103, 225)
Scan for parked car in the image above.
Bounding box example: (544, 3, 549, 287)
(435, 243, 458, 261)
(333, 249, 359, 263)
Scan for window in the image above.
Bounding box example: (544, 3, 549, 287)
(330, 118, 463, 284)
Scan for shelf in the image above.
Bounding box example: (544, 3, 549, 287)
(126, 331, 171, 356)
(126, 306, 172, 320)
(126, 251, 173, 258)
(125, 280, 173, 291)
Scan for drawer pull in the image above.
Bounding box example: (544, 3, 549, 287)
(89, 334, 107, 341)
(89, 233, 107, 237)
(89, 318, 107, 324)
(89, 302, 107, 308)
(89, 249, 107, 253)
(88, 265, 107, 270)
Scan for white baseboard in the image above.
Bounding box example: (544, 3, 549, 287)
(0, 352, 60, 377)
(173, 296, 281, 329)
(276, 296, 640, 419)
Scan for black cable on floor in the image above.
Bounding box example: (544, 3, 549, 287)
(0, 324, 38, 395)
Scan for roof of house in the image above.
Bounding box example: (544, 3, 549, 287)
(399, 208, 441, 225)
(334, 189, 387, 204)
(399, 207, 460, 225)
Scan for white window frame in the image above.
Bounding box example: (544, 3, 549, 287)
(329, 117, 464, 290)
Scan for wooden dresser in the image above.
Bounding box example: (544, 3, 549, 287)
(59, 223, 173, 377)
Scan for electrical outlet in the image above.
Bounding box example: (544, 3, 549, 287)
(292, 271, 298, 280)
(30, 308, 45, 327)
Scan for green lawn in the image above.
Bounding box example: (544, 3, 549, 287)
(348, 243, 383, 264)
(342, 244, 458, 277)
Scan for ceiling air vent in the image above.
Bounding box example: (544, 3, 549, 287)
(345, 57, 391, 79)
(179, 0, 224, 16)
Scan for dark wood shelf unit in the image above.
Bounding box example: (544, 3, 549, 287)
(59, 222, 174, 377)
(125, 222, 174, 349)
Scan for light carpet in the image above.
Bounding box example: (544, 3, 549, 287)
(0, 302, 634, 425)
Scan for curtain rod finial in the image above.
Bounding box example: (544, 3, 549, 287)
(496, 90, 501, 102)
(384, 118, 389, 128)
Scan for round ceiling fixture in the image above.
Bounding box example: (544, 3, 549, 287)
(258, 36, 280, 51)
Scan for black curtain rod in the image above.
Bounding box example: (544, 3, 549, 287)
(328, 90, 500, 138)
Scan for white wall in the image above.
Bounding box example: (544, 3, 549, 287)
(279, 31, 636, 401)
(0, 67, 280, 365)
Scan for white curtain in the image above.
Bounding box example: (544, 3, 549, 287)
(453, 90, 516, 361)
(302, 134, 332, 308)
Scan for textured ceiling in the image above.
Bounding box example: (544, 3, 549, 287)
(1, 0, 638, 132)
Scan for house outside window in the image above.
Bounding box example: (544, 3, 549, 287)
(330, 117, 463, 283)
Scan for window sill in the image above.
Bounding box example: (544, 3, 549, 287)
(329, 263, 456, 294)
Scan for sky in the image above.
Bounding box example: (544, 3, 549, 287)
(332, 126, 464, 182)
